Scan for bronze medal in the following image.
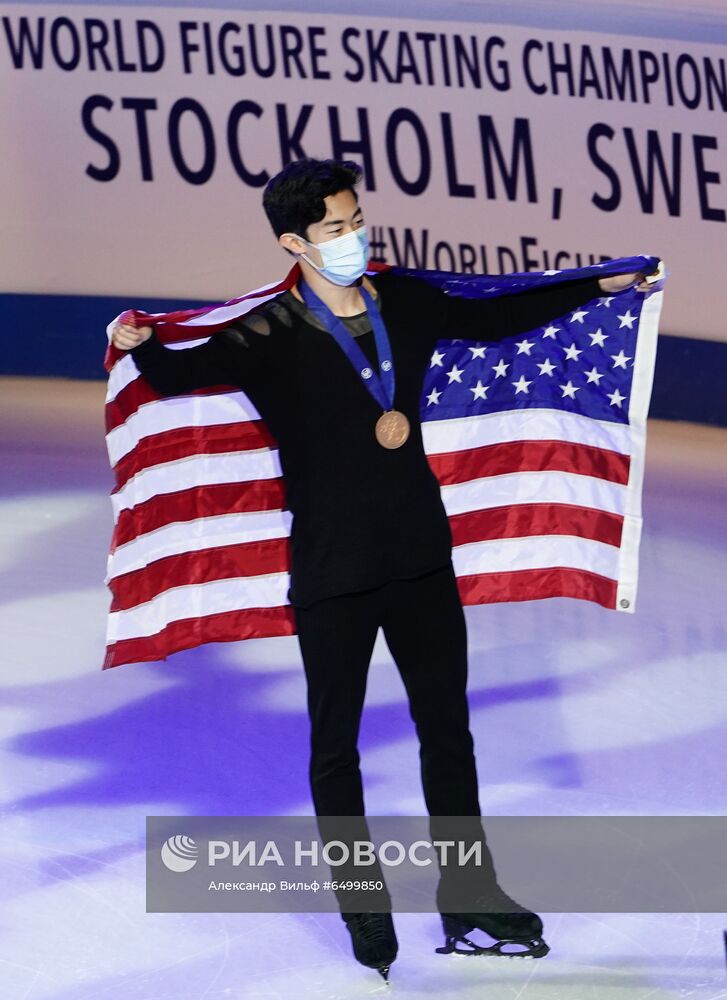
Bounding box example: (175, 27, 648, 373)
(375, 409, 410, 449)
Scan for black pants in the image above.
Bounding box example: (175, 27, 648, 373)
(295, 563, 504, 912)
(293, 561, 499, 911)
(293, 560, 482, 818)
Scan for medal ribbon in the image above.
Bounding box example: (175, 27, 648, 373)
(299, 279, 396, 412)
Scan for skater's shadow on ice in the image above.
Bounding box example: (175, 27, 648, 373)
(8, 648, 313, 810)
(8, 627, 716, 893)
(5, 647, 311, 882)
(7, 647, 573, 813)
(4, 637, 593, 889)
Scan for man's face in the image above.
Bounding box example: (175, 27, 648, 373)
(280, 188, 364, 269)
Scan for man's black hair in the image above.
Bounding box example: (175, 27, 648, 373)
(262, 158, 363, 240)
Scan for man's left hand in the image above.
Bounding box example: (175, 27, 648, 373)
(598, 268, 660, 294)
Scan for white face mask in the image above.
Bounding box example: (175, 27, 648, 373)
(296, 226, 370, 286)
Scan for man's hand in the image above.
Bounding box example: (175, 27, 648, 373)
(111, 321, 153, 350)
(597, 263, 662, 295)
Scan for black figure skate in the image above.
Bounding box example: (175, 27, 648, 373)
(436, 882, 550, 960)
(342, 911, 398, 983)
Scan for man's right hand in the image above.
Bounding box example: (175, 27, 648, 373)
(111, 321, 153, 350)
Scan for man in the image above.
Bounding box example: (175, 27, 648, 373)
(111, 158, 656, 982)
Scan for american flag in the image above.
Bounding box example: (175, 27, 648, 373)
(101, 256, 664, 670)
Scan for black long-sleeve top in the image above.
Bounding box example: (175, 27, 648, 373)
(129, 270, 603, 607)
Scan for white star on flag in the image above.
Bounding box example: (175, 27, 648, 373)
(515, 338, 536, 355)
(563, 342, 584, 361)
(426, 387, 441, 405)
(569, 309, 588, 324)
(512, 376, 533, 394)
(584, 366, 605, 384)
(608, 388, 626, 407)
(589, 328, 608, 347)
(611, 350, 632, 369)
(430, 349, 445, 367)
(559, 380, 580, 398)
(492, 359, 509, 377)
(447, 364, 464, 383)
(537, 358, 557, 376)
(470, 380, 489, 400)
(618, 310, 637, 329)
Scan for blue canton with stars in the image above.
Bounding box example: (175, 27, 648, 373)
(410, 255, 660, 427)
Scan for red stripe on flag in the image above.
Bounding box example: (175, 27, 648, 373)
(429, 440, 630, 486)
(457, 566, 617, 609)
(102, 604, 297, 670)
(112, 480, 287, 547)
(450, 503, 623, 547)
(112, 419, 277, 492)
(109, 537, 290, 611)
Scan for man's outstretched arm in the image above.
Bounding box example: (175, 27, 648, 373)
(110, 319, 264, 396)
(430, 268, 657, 346)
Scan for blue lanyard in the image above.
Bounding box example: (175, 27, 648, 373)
(299, 279, 396, 412)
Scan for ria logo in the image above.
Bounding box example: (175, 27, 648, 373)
(161, 835, 198, 872)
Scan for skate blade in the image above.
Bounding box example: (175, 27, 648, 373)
(436, 935, 550, 959)
(367, 964, 391, 991)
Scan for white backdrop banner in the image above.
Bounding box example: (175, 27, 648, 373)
(2, 4, 726, 340)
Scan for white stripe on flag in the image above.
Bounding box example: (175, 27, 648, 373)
(614, 286, 664, 613)
(452, 534, 620, 580)
(106, 509, 292, 582)
(176, 288, 285, 327)
(106, 572, 290, 643)
(111, 449, 283, 517)
(422, 407, 631, 456)
(440, 469, 626, 517)
(107, 390, 263, 467)
(107, 352, 146, 402)
(105, 281, 288, 347)
(106, 335, 235, 402)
